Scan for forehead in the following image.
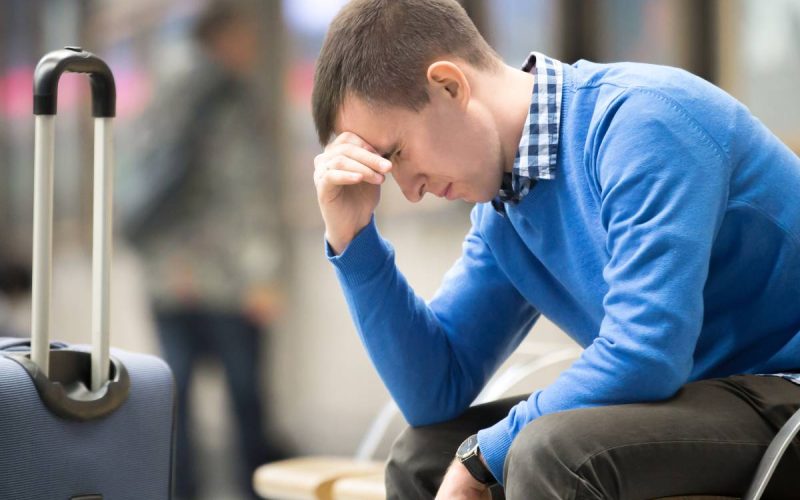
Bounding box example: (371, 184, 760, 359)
(335, 95, 413, 152)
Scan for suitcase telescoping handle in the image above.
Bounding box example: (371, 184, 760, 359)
(32, 47, 115, 392)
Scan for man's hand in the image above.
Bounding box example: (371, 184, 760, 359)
(435, 460, 492, 500)
(313, 132, 392, 255)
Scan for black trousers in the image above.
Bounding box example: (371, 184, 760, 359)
(386, 375, 800, 500)
(156, 308, 278, 500)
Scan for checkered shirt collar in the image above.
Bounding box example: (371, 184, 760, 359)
(494, 52, 563, 210)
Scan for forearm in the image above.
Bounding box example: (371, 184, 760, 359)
(328, 219, 483, 424)
(478, 333, 694, 484)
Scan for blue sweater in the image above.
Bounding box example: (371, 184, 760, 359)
(327, 60, 800, 483)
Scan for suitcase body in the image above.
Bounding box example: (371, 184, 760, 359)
(0, 341, 175, 500)
(0, 48, 175, 500)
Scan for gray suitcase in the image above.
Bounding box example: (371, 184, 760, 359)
(0, 47, 175, 500)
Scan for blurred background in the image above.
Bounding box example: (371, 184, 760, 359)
(0, 0, 798, 498)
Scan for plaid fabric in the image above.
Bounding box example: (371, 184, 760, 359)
(493, 52, 563, 214)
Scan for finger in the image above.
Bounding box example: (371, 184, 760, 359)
(319, 168, 364, 186)
(322, 156, 385, 184)
(333, 131, 379, 154)
(313, 152, 327, 169)
(328, 143, 393, 174)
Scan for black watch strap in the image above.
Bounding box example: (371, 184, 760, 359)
(456, 434, 497, 485)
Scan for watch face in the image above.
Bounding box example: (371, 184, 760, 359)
(457, 434, 496, 485)
(457, 434, 478, 458)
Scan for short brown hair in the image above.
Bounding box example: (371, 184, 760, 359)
(312, 0, 500, 145)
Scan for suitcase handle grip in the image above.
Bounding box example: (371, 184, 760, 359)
(33, 46, 115, 117)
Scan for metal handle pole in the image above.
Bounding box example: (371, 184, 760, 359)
(91, 117, 113, 391)
(31, 47, 117, 391)
(31, 115, 56, 377)
(743, 408, 800, 500)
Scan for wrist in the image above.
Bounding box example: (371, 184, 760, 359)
(456, 434, 497, 486)
(324, 215, 374, 255)
(325, 230, 355, 256)
(451, 460, 484, 485)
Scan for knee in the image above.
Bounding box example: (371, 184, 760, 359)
(385, 425, 448, 499)
(505, 412, 572, 481)
(386, 425, 430, 479)
(504, 410, 605, 498)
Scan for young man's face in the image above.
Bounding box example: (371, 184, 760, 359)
(335, 89, 505, 204)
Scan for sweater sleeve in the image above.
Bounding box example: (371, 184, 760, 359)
(478, 89, 731, 483)
(328, 209, 539, 426)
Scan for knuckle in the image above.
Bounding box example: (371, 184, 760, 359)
(332, 156, 349, 169)
(318, 158, 334, 171)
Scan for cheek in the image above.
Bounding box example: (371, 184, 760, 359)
(422, 106, 470, 159)
(412, 129, 455, 175)
(418, 109, 496, 183)
(457, 130, 495, 175)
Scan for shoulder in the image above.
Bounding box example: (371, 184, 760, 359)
(583, 86, 729, 192)
(571, 61, 739, 161)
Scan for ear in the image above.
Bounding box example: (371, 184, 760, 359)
(426, 61, 470, 109)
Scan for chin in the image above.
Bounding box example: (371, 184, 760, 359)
(473, 190, 496, 204)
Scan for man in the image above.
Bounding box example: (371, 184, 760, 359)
(311, 1, 800, 498)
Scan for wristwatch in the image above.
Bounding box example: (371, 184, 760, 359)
(456, 434, 496, 485)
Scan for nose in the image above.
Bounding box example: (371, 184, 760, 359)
(397, 173, 426, 203)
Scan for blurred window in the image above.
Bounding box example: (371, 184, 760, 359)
(719, 0, 800, 149)
(595, 0, 694, 67)
(485, 0, 562, 63)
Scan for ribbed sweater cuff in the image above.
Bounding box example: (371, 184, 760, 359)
(477, 418, 514, 485)
(325, 217, 393, 284)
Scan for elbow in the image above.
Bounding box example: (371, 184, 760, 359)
(634, 359, 689, 402)
(392, 353, 485, 427)
(402, 410, 442, 428)
(395, 386, 476, 428)
(397, 398, 472, 428)
(645, 378, 682, 402)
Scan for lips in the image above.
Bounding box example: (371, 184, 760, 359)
(444, 183, 457, 201)
(432, 183, 456, 200)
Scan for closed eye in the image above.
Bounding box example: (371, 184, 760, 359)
(383, 150, 400, 161)
(382, 146, 402, 161)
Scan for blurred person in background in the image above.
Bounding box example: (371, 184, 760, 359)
(119, 2, 287, 498)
